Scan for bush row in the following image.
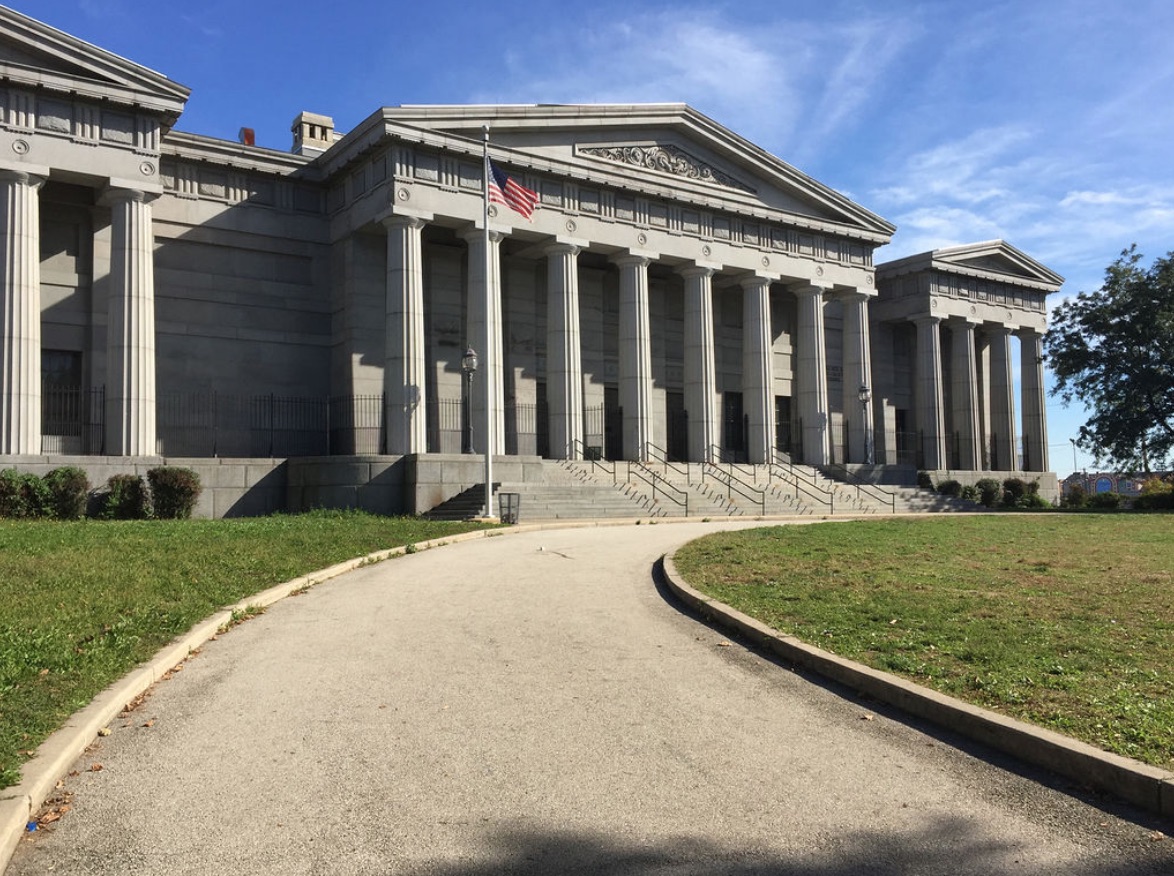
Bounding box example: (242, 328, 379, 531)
(919, 473, 1049, 509)
(0, 466, 202, 520)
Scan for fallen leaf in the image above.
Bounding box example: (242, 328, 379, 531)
(89, 763, 103, 772)
(97, 727, 111, 737)
(142, 719, 155, 728)
(861, 714, 875, 721)
(1151, 831, 1166, 842)
(717, 641, 731, 648)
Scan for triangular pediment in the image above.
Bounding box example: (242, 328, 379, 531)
(932, 241, 1064, 289)
(362, 103, 893, 242)
(0, 7, 189, 124)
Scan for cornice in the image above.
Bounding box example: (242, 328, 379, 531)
(162, 131, 316, 178)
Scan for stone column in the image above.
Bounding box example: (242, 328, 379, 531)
(463, 229, 505, 455)
(680, 265, 717, 462)
(546, 242, 583, 459)
(1018, 328, 1049, 472)
(949, 317, 981, 470)
(105, 187, 158, 457)
(0, 169, 45, 455)
(615, 254, 653, 460)
(794, 283, 830, 466)
(987, 326, 1017, 471)
(383, 215, 428, 455)
(913, 315, 945, 470)
(742, 275, 774, 464)
(840, 290, 873, 464)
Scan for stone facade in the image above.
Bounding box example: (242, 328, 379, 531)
(0, 8, 1062, 514)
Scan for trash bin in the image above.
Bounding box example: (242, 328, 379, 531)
(498, 492, 520, 524)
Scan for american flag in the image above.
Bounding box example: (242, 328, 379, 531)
(488, 160, 538, 220)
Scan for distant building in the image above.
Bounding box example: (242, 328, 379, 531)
(0, 7, 1061, 514)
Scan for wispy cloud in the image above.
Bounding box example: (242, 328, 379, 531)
(475, 7, 917, 163)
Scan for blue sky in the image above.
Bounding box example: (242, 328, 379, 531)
(15, 0, 1174, 475)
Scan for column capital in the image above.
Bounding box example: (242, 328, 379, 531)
(613, 252, 652, 270)
(984, 323, 1013, 337)
(544, 241, 581, 258)
(102, 178, 163, 203)
(460, 226, 505, 245)
(677, 263, 717, 280)
(0, 167, 48, 187)
(1015, 326, 1043, 341)
(739, 274, 773, 292)
(381, 214, 428, 232)
(911, 313, 942, 327)
(837, 287, 874, 303)
(791, 281, 833, 299)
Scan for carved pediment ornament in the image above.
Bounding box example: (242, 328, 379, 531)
(579, 144, 755, 194)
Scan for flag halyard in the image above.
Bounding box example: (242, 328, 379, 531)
(488, 160, 538, 220)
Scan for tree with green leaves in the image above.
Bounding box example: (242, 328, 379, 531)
(1046, 246, 1174, 472)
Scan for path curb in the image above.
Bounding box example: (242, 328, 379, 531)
(661, 551, 1174, 822)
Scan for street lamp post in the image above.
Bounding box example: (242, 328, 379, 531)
(1069, 437, 1077, 475)
(858, 384, 873, 465)
(461, 347, 477, 454)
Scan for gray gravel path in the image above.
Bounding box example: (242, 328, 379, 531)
(9, 521, 1173, 875)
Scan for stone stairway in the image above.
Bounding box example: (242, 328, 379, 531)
(423, 458, 983, 522)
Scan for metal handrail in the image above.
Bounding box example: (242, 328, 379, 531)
(642, 442, 692, 483)
(702, 464, 766, 515)
(630, 461, 689, 515)
(766, 454, 836, 514)
(819, 461, 899, 513)
(569, 438, 617, 484)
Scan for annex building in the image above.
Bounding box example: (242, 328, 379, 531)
(0, 7, 1061, 516)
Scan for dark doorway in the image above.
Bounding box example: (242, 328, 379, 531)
(722, 391, 745, 462)
(775, 395, 792, 457)
(666, 391, 687, 462)
(604, 386, 622, 460)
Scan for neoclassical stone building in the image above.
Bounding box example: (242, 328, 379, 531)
(0, 8, 1060, 513)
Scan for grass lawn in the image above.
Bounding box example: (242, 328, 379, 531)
(0, 511, 489, 789)
(672, 515, 1174, 771)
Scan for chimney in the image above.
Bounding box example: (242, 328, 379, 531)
(238, 127, 255, 147)
(291, 111, 335, 156)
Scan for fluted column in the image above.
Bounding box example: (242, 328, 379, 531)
(742, 275, 774, 464)
(987, 326, 1017, 471)
(615, 254, 653, 460)
(1018, 328, 1048, 472)
(794, 283, 830, 466)
(949, 317, 981, 470)
(0, 169, 45, 455)
(546, 242, 583, 459)
(105, 187, 157, 457)
(463, 229, 505, 455)
(383, 215, 428, 455)
(914, 315, 945, 470)
(840, 290, 873, 464)
(680, 265, 717, 462)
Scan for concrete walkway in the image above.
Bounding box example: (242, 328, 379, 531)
(9, 521, 1173, 875)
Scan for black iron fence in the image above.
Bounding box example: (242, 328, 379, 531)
(156, 392, 385, 457)
(41, 385, 105, 455)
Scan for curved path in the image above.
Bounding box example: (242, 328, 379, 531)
(10, 521, 1172, 875)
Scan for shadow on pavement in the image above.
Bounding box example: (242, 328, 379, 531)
(423, 818, 1173, 875)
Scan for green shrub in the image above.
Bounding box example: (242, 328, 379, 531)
(148, 467, 202, 519)
(1063, 483, 1087, 509)
(1016, 493, 1052, 510)
(916, 470, 934, 489)
(1134, 477, 1174, 511)
(1087, 491, 1122, 510)
(0, 469, 54, 518)
(101, 474, 151, 520)
(936, 479, 963, 498)
(974, 478, 1002, 507)
(960, 484, 980, 502)
(1002, 477, 1028, 506)
(44, 466, 91, 520)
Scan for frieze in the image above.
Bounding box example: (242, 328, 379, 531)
(579, 144, 755, 194)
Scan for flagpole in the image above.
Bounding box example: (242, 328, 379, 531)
(482, 124, 494, 520)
